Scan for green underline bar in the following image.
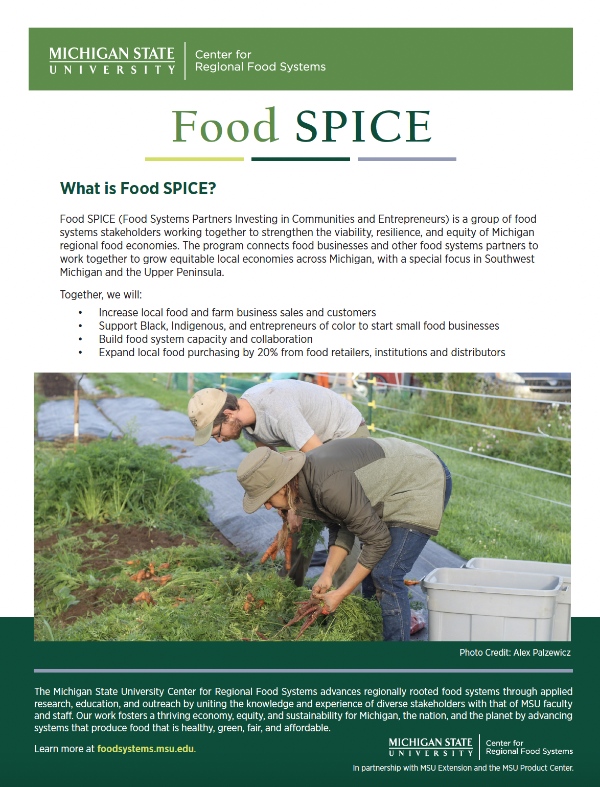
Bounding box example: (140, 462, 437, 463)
(145, 157, 244, 162)
(251, 157, 350, 162)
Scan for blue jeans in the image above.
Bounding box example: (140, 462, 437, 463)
(371, 528, 431, 641)
(361, 457, 452, 639)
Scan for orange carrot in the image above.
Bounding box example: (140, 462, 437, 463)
(284, 534, 293, 570)
(243, 601, 252, 612)
(133, 591, 155, 606)
(255, 600, 265, 609)
(260, 533, 280, 564)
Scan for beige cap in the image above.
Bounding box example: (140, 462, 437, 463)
(237, 447, 306, 513)
(188, 388, 228, 446)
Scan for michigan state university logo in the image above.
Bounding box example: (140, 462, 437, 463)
(48, 45, 177, 76)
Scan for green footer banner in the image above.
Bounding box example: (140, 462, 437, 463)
(17, 617, 592, 785)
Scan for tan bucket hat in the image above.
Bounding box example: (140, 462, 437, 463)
(188, 388, 228, 446)
(237, 447, 306, 513)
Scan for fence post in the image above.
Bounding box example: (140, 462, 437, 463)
(367, 377, 377, 433)
(345, 372, 353, 402)
(73, 374, 80, 451)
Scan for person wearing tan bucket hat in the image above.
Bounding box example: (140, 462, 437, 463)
(237, 447, 306, 514)
(188, 388, 228, 446)
(188, 379, 368, 590)
(237, 438, 452, 642)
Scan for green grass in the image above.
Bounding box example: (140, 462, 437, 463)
(424, 447, 570, 564)
(34, 528, 236, 625)
(36, 558, 383, 642)
(87, 373, 192, 413)
(34, 437, 214, 622)
(35, 436, 211, 532)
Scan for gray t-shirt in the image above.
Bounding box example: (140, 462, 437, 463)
(241, 379, 364, 450)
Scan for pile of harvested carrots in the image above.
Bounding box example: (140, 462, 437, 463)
(242, 593, 265, 612)
(127, 560, 173, 606)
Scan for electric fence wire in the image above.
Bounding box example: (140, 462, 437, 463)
(450, 473, 570, 508)
(353, 400, 570, 442)
(371, 426, 571, 478)
(359, 379, 571, 407)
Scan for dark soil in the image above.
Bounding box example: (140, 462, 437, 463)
(35, 521, 199, 565)
(59, 585, 133, 622)
(36, 520, 237, 624)
(38, 373, 78, 397)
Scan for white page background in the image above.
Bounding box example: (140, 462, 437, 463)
(5, 2, 589, 618)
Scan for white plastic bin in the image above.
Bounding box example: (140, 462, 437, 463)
(422, 567, 566, 641)
(464, 558, 571, 641)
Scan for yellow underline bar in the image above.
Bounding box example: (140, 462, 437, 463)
(145, 157, 244, 162)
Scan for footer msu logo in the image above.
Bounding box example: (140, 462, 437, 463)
(389, 737, 474, 758)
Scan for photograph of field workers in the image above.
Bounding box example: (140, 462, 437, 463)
(34, 372, 571, 643)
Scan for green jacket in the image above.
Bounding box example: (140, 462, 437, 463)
(294, 437, 446, 570)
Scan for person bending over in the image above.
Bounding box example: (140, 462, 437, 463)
(235, 437, 452, 641)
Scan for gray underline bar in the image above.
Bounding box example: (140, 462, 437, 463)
(34, 668, 573, 674)
(358, 157, 456, 162)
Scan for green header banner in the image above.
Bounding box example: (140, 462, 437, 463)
(29, 28, 573, 91)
